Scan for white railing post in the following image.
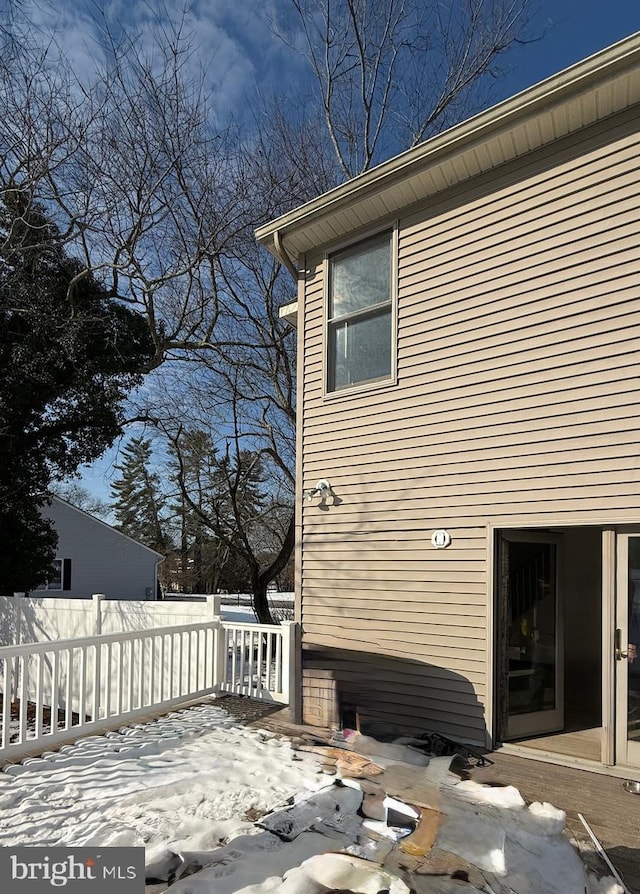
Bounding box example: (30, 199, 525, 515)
(213, 619, 227, 692)
(207, 594, 221, 618)
(92, 595, 104, 718)
(11, 593, 24, 702)
(281, 621, 300, 719)
(92, 594, 104, 636)
(34, 653, 44, 739)
(18, 654, 27, 742)
(1, 658, 9, 749)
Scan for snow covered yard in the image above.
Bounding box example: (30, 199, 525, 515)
(0, 697, 625, 894)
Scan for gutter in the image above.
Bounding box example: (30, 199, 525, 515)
(273, 229, 298, 283)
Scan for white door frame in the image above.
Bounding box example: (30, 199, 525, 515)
(614, 531, 640, 769)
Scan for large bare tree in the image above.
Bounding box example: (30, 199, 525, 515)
(274, 0, 533, 177)
(1, 1, 534, 618)
(0, 11, 247, 367)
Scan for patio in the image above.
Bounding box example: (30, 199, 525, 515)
(0, 690, 636, 892)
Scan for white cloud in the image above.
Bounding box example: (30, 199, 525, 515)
(21, 1, 107, 83)
(16, 0, 295, 123)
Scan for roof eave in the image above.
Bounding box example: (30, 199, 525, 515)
(255, 31, 640, 260)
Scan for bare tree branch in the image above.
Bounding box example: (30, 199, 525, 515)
(274, 0, 534, 176)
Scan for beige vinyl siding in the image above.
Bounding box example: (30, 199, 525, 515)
(298, 109, 640, 744)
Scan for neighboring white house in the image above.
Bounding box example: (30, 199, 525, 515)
(33, 496, 163, 600)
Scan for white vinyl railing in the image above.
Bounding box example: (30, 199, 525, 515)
(0, 619, 296, 763)
(220, 622, 294, 703)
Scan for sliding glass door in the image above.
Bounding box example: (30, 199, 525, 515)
(498, 531, 564, 739)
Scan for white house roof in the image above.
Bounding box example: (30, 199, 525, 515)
(255, 31, 640, 263)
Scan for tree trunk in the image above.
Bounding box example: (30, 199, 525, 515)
(252, 574, 273, 625)
(193, 528, 204, 592)
(251, 511, 295, 625)
(180, 497, 189, 592)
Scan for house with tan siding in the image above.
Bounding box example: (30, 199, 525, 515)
(256, 33, 640, 774)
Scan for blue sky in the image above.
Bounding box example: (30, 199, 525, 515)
(500, 0, 640, 98)
(25, 0, 640, 120)
(43, 0, 639, 506)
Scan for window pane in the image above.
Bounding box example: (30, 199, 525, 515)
(330, 234, 390, 318)
(330, 309, 392, 390)
(507, 541, 557, 717)
(48, 559, 62, 590)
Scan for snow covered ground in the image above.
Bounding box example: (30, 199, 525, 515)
(0, 698, 624, 894)
(220, 605, 260, 624)
(0, 700, 326, 851)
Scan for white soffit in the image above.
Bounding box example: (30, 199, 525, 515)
(278, 300, 298, 327)
(255, 31, 640, 261)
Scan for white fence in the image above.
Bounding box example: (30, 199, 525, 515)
(0, 594, 221, 645)
(0, 618, 297, 763)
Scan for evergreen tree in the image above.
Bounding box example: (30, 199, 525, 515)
(0, 189, 154, 596)
(110, 437, 168, 553)
(167, 430, 230, 593)
(168, 426, 292, 621)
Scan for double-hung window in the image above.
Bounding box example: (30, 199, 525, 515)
(36, 558, 71, 591)
(327, 230, 393, 392)
(47, 559, 63, 590)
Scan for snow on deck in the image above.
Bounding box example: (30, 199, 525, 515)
(0, 698, 626, 893)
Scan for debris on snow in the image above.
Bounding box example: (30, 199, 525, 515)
(338, 729, 431, 767)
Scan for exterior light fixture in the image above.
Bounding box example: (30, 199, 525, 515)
(304, 479, 335, 507)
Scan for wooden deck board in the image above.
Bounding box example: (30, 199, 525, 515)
(473, 750, 640, 893)
(513, 727, 602, 762)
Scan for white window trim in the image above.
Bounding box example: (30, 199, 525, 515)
(323, 224, 398, 399)
(36, 558, 69, 591)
